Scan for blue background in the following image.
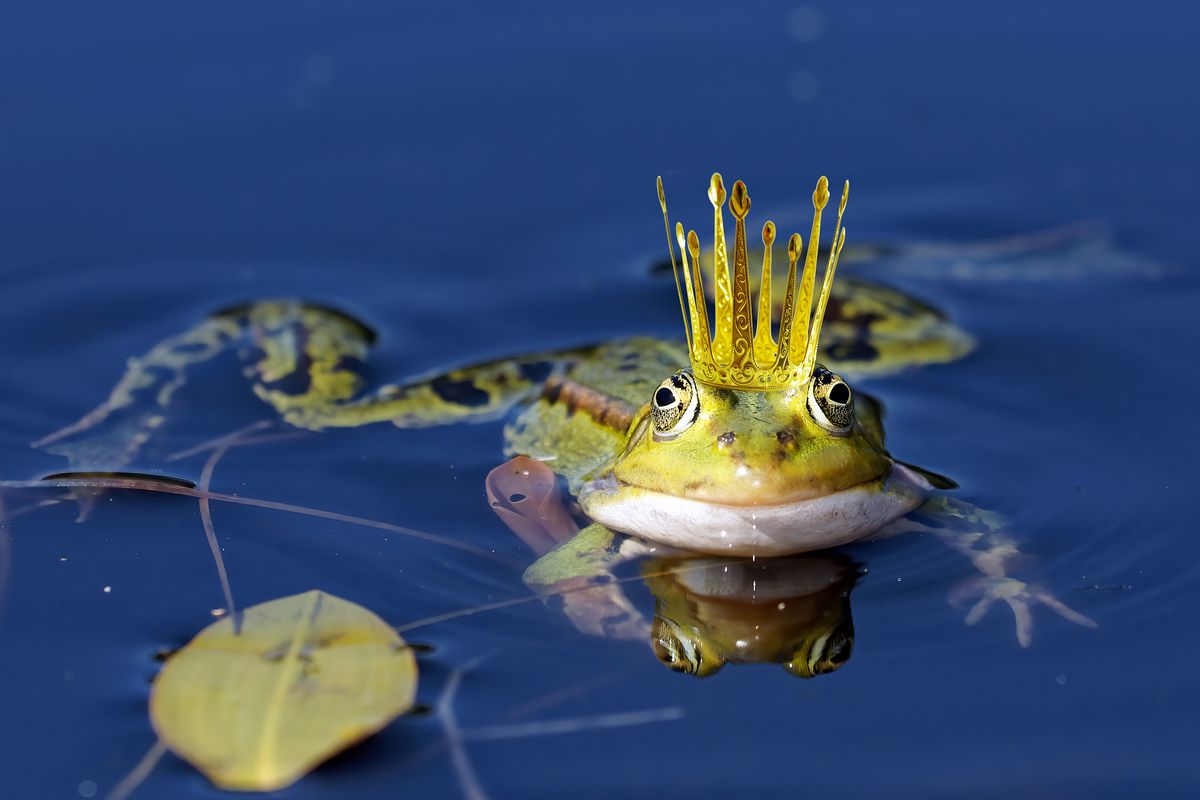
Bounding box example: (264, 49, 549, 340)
(1, 2, 1197, 798)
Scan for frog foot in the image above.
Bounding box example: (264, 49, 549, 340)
(486, 456, 578, 557)
(949, 576, 1097, 648)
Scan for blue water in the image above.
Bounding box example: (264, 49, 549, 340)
(1, 1, 1198, 798)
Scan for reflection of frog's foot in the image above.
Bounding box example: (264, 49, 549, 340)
(521, 525, 653, 642)
(949, 576, 1097, 648)
(557, 579, 651, 642)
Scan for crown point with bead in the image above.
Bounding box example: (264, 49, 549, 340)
(656, 172, 850, 391)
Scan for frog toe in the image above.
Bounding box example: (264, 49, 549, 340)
(950, 575, 1096, 649)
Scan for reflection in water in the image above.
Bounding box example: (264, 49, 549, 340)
(488, 456, 863, 679)
(643, 555, 859, 678)
(489, 458, 863, 679)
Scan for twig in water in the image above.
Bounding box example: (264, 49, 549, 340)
(438, 654, 492, 800)
(462, 707, 685, 742)
(495, 672, 624, 723)
(103, 739, 168, 800)
(193, 422, 273, 635)
(0, 477, 517, 565)
(166, 425, 308, 462)
(395, 556, 752, 635)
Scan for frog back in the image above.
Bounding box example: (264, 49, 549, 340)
(503, 337, 685, 492)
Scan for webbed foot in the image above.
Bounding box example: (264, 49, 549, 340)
(949, 575, 1097, 648)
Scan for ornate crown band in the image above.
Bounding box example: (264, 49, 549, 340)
(657, 173, 849, 391)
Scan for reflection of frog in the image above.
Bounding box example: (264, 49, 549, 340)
(645, 554, 859, 678)
(35, 173, 1093, 650)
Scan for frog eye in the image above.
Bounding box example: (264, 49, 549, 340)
(807, 367, 854, 434)
(783, 619, 855, 678)
(651, 617, 725, 677)
(651, 371, 700, 438)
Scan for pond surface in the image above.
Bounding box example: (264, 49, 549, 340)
(1, 2, 1198, 798)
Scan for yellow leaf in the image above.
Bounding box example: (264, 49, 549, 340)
(150, 590, 417, 791)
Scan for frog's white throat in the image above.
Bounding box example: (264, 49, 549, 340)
(577, 465, 927, 557)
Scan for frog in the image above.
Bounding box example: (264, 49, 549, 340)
(31, 173, 1095, 672)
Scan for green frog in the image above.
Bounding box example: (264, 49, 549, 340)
(33, 173, 1094, 672)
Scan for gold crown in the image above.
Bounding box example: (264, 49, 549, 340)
(656, 172, 849, 391)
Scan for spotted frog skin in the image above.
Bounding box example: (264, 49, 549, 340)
(35, 271, 1092, 667)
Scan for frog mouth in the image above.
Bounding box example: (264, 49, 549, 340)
(577, 465, 928, 557)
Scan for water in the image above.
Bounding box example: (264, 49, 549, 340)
(1, 1, 1198, 797)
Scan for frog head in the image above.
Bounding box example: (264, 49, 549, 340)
(577, 174, 927, 555)
(578, 365, 921, 554)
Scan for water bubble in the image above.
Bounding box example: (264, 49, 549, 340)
(788, 70, 820, 102)
(787, 6, 826, 42)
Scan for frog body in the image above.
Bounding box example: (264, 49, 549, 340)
(33, 174, 1095, 659)
(500, 337, 927, 555)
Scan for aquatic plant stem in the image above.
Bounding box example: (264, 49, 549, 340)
(462, 707, 684, 741)
(394, 556, 752, 635)
(438, 655, 491, 800)
(193, 422, 273, 635)
(103, 739, 168, 800)
(166, 428, 307, 462)
(1, 477, 516, 565)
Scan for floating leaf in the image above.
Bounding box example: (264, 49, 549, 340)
(150, 590, 417, 791)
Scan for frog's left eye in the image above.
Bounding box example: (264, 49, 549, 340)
(784, 619, 855, 678)
(808, 367, 854, 434)
(651, 371, 700, 439)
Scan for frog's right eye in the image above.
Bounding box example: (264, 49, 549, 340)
(651, 371, 700, 439)
(651, 617, 725, 677)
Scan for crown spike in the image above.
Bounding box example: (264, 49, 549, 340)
(685, 228, 713, 364)
(658, 177, 692, 355)
(789, 176, 830, 364)
(728, 180, 754, 379)
(774, 233, 803, 373)
(708, 174, 732, 363)
(675, 221, 702, 359)
(801, 181, 850, 379)
(657, 173, 849, 391)
(753, 220, 777, 363)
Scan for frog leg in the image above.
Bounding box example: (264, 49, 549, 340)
(883, 497, 1097, 647)
(485, 456, 580, 555)
(238, 301, 583, 431)
(33, 312, 246, 470)
(265, 354, 565, 432)
(36, 300, 578, 472)
(522, 522, 655, 642)
(32, 300, 374, 471)
(486, 457, 652, 641)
